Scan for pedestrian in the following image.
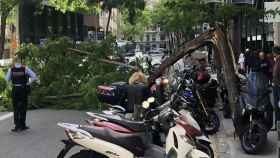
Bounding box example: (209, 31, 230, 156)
(128, 71, 147, 85)
(194, 58, 210, 84)
(273, 49, 280, 120)
(267, 53, 275, 84)
(257, 51, 270, 79)
(127, 71, 150, 120)
(5, 55, 38, 132)
(247, 50, 259, 73)
(238, 51, 245, 73)
(244, 48, 250, 73)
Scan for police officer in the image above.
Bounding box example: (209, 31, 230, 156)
(5, 56, 37, 132)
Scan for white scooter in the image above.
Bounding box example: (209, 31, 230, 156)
(87, 96, 213, 158)
(57, 98, 210, 158)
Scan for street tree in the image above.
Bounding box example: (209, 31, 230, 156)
(0, 0, 19, 58)
(120, 9, 152, 41)
(48, 0, 145, 37)
(150, 0, 273, 113)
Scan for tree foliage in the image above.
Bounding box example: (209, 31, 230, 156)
(48, 0, 145, 34)
(120, 9, 152, 40)
(0, 0, 20, 58)
(12, 37, 130, 110)
(0, 0, 19, 16)
(152, 0, 268, 41)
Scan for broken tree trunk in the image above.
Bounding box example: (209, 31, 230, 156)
(44, 93, 84, 100)
(148, 30, 214, 83)
(149, 26, 239, 113)
(68, 48, 139, 71)
(211, 27, 239, 112)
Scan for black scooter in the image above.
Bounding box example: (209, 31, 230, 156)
(233, 75, 273, 154)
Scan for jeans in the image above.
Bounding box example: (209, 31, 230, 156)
(247, 72, 257, 96)
(273, 85, 280, 121)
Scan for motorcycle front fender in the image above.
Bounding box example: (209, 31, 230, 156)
(57, 140, 77, 158)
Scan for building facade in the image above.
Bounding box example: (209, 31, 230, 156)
(133, 0, 169, 53)
(84, 8, 120, 40)
(135, 27, 168, 52)
(19, 2, 85, 44)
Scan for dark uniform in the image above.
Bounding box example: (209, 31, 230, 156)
(6, 64, 37, 132)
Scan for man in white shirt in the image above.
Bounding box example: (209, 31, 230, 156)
(238, 52, 245, 72)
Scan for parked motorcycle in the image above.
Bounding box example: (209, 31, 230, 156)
(87, 94, 214, 158)
(174, 68, 220, 135)
(57, 97, 210, 158)
(233, 74, 273, 154)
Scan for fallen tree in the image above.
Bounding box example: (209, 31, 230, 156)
(149, 25, 239, 113)
(68, 48, 139, 71)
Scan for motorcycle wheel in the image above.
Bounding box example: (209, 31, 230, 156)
(196, 142, 214, 158)
(69, 150, 105, 158)
(204, 110, 220, 135)
(240, 124, 267, 154)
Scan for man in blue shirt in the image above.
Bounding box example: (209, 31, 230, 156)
(5, 56, 37, 132)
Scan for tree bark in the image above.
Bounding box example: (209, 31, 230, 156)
(0, 14, 7, 59)
(212, 27, 239, 113)
(105, 8, 112, 38)
(148, 26, 239, 113)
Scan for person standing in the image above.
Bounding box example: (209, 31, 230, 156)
(267, 53, 275, 84)
(273, 51, 280, 121)
(238, 51, 245, 73)
(257, 52, 270, 78)
(5, 56, 37, 132)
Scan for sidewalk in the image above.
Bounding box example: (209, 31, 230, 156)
(212, 111, 277, 158)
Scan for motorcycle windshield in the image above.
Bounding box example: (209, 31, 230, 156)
(246, 73, 257, 106)
(243, 72, 270, 109)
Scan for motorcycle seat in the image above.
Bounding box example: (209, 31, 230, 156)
(80, 126, 148, 156)
(91, 113, 146, 132)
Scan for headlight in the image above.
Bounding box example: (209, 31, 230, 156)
(246, 104, 254, 110)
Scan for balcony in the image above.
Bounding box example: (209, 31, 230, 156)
(231, 0, 254, 4)
(204, 0, 224, 3)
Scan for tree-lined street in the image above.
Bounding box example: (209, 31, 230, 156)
(0, 110, 276, 158)
(1, 0, 280, 158)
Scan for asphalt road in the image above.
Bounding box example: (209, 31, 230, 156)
(0, 109, 87, 158)
(0, 109, 277, 158)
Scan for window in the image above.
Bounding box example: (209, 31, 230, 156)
(160, 34, 166, 41)
(151, 26, 157, 31)
(152, 34, 156, 41)
(160, 43, 166, 49)
(145, 43, 151, 51)
(146, 34, 150, 41)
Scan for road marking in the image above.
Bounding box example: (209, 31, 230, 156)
(0, 113, 13, 121)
